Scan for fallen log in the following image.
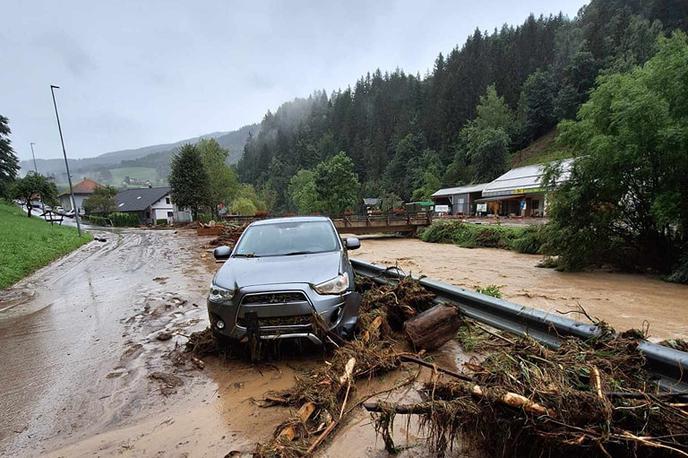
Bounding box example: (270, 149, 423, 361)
(364, 382, 551, 417)
(403, 303, 462, 350)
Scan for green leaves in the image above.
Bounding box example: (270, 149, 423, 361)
(548, 32, 688, 275)
(313, 152, 360, 216)
(288, 169, 319, 214)
(83, 185, 118, 215)
(169, 144, 212, 218)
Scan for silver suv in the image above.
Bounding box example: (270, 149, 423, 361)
(207, 217, 361, 349)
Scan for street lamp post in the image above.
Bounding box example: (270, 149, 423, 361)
(50, 85, 82, 237)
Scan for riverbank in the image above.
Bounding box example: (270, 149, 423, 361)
(354, 237, 688, 340)
(0, 202, 92, 289)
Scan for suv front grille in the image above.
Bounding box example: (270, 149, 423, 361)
(237, 314, 312, 327)
(241, 292, 308, 305)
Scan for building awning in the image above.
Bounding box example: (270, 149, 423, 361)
(474, 194, 525, 203)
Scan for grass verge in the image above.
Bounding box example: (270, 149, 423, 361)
(0, 202, 92, 289)
(419, 220, 545, 254)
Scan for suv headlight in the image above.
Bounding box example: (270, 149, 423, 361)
(313, 273, 349, 295)
(209, 284, 235, 304)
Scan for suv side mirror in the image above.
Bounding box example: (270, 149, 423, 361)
(344, 237, 360, 250)
(213, 245, 232, 260)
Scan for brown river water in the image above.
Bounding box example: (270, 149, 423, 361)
(355, 237, 688, 341)
(0, 229, 685, 457)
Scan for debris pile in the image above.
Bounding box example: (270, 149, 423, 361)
(208, 223, 247, 247)
(175, 273, 686, 457)
(254, 277, 438, 457)
(369, 330, 688, 457)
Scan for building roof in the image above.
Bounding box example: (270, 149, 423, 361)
(363, 197, 380, 206)
(59, 177, 102, 196)
(482, 159, 573, 197)
(116, 187, 171, 212)
(431, 183, 488, 198)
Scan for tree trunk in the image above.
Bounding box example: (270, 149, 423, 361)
(403, 304, 462, 350)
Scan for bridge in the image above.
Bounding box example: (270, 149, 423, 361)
(332, 213, 432, 235)
(221, 213, 433, 236)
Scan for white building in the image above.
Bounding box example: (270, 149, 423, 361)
(115, 187, 192, 224)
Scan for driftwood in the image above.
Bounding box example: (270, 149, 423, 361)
(276, 401, 316, 441)
(364, 382, 551, 416)
(404, 304, 462, 350)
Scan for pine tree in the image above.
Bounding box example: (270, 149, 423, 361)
(0, 115, 20, 198)
(169, 144, 211, 219)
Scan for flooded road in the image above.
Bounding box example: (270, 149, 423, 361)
(355, 238, 688, 340)
(0, 229, 222, 455)
(3, 229, 682, 457)
(0, 229, 433, 457)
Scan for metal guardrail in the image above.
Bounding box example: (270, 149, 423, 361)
(351, 258, 688, 393)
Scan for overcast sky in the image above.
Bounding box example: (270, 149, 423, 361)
(1, 0, 587, 161)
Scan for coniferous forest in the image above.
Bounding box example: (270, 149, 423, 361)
(237, 0, 687, 211)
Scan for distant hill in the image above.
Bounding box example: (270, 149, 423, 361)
(21, 123, 259, 186)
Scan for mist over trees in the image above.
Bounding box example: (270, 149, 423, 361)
(238, 0, 686, 212)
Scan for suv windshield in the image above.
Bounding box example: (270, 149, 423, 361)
(233, 221, 340, 257)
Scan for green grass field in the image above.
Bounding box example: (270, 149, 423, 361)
(0, 202, 92, 289)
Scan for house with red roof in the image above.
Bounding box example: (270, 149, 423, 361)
(58, 177, 102, 215)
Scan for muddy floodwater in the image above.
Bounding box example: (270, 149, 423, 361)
(0, 229, 447, 457)
(1, 229, 685, 457)
(355, 237, 688, 341)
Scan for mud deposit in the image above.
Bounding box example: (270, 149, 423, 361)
(355, 238, 688, 340)
(0, 229, 288, 457)
(0, 229, 462, 457)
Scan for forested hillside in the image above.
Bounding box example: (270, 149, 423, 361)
(237, 0, 687, 211)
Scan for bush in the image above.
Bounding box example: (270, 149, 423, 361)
(197, 213, 213, 224)
(666, 253, 688, 284)
(509, 225, 545, 254)
(155, 218, 168, 226)
(476, 284, 502, 298)
(421, 221, 544, 254)
(86, 215, 110, 226)
(419, 220, 463, 243)
(109, 212, 140, 227)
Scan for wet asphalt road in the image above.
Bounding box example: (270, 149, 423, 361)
(0, 229, 211, 456)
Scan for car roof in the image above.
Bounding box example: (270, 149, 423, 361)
(249, 216, 332, 226)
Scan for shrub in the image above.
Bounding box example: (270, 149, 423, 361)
(509, 225, 545, 254)
(421, 221, 544, 254)
(155, 218, 168, 226)
(419, 220, 462, 243)
(109, 212, 140, 227)
(86, 215, 110, 226)
(476, 284, 502, 298)
(666, 253, 688, 284)
(197, 213, 213, 223)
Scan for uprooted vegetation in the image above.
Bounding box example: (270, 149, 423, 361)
(372, 330, 688, 457)
(177, 275, 687, 457)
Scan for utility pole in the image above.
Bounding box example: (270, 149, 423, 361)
(29, 142, 45, 213)
(29, 142, 38, 174)
(50, 85, 82, 237)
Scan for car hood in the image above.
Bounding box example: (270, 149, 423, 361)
(213, 251, 343, 289)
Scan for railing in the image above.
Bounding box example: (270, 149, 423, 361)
(351, 258, 688, 394)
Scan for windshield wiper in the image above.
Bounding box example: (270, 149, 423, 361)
(282, 251, 312, 256)
(233, 252, 258, 258)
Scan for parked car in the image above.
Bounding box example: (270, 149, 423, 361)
(208, 216, 361, 356)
